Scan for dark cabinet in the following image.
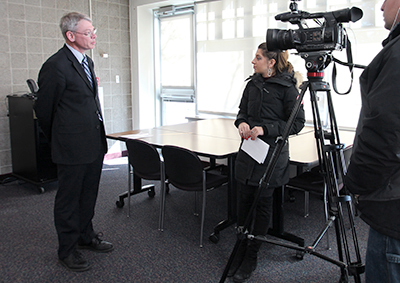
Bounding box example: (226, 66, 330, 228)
(7, 95, 57, 192)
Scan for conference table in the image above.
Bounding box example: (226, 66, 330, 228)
(106, 118, 355, 246)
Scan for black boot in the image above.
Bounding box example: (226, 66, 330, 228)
(227, 239, 248, 277)
(229, 186, 254, 278)
(232, 240, 261, 282)
(233, 195, 272, 282)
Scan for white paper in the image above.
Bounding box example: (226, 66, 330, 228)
(241, 138, 270, 164)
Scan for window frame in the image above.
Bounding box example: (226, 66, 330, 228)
(154, 5, 197, 125)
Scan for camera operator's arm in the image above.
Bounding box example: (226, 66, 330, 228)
(345, 48, 400, 196)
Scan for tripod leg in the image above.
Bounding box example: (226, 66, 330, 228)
(308, 81, 365, 282)
(332, 214, 348, 282)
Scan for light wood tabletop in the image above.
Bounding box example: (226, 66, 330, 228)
(107, 119, 354, 167)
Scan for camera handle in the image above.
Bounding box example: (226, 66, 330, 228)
(219, 73, 365, 283)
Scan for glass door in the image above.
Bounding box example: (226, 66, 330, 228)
(155, 6, 196, 125)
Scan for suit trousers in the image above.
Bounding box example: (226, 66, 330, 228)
(54, 152, 104, 259)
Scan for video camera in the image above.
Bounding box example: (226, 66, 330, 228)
(266, 0, 363, 53)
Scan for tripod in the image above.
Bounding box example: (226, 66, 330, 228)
(220, 52, 364, 283)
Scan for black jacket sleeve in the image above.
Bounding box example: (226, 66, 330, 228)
(345, 43, 400, 195)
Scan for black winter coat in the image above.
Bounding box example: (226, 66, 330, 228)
(345, 23, 400, 241)
(234, 71, 305, 188)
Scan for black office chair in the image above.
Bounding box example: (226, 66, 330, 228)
(286, 166, 330, 249)
(26, 79, 38, 93)
(287, 145, 353, 218)
(124, 139, 166, 219)
(286, 166, 326, 218)
(286, 144, 353, 249)
(160, 145, 228, 247)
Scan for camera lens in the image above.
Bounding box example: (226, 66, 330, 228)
(267, 29, 297, 51)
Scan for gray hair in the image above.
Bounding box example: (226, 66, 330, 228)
(60, 12, 92, 41)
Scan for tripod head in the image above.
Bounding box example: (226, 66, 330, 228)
(300, 51, 332, 81)
(289, 0, 300, 13)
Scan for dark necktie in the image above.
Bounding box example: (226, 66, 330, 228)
(81, 56, 93, 86)
(82, 56, 102, 122)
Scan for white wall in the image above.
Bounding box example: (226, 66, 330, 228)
(1, 0, 132, 174)
(130, 3, 155, 130)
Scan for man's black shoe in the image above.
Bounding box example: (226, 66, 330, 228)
(59, 250, 91, 272)
(77, 233, 114, 253)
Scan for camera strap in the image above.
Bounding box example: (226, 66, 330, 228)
(332, 38, 367, 95)
(331, 38, 354, 95)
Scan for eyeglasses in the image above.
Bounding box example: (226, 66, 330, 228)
(73, 28, 97, 38)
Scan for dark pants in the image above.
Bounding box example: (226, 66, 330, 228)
(54, 152, 104, 259)
(237, 183, 274, 236)
(365, 227, 400, 283)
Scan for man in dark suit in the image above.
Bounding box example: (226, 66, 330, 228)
(34, 12, 113, 272)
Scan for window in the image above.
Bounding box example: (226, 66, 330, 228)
(154, 6, 196, 125)
(195, 0, 386, 128)
(154, 0, 387, 128)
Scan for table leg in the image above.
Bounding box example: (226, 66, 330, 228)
(209, 154, 237, 243)
(268, 185, 304, 247)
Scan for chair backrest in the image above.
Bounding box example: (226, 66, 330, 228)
(126, 139, 161, 180)
(26, 79, 38, 93)
(162, 145, 204, 190)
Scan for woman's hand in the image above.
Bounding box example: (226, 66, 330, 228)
(238, 122, 251, 139)
(238, 123, 264, 140)
(249, 126, 264, 140)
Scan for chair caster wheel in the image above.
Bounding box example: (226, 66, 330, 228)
(209, 233, 219, 244)
(295, 250, 305, 260)
(148, 188, 155, 198)
(116, 200, 124, 208)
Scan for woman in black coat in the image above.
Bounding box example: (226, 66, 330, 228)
(229, 42, 305, 282)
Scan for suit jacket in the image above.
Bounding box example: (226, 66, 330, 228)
(34, 45, 107, 165)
